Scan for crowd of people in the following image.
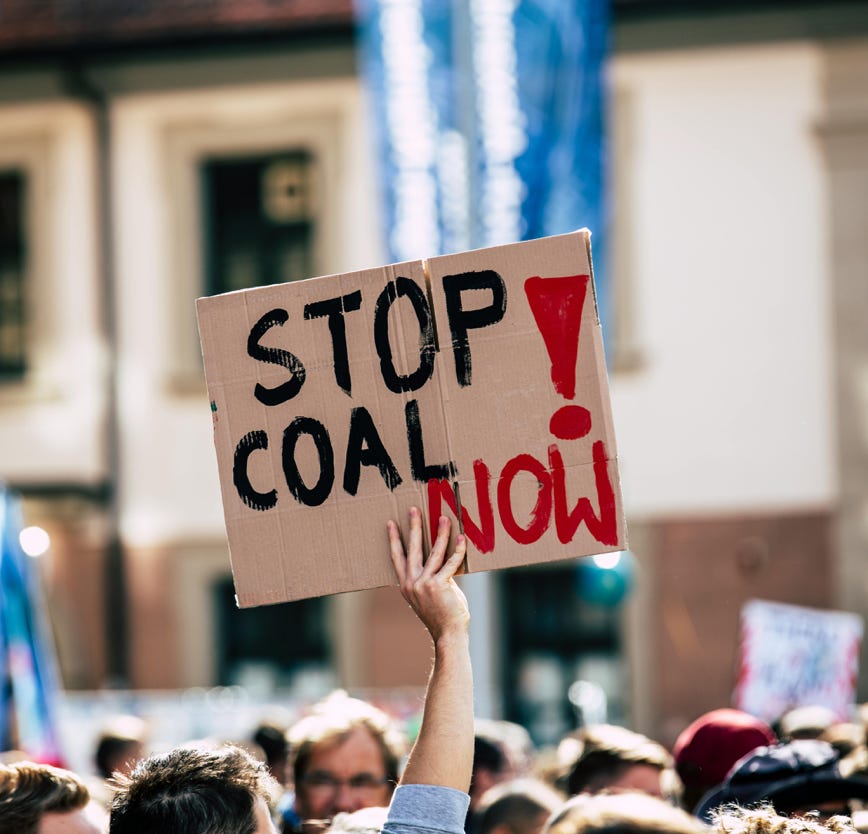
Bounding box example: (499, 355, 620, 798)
(2, 509, 868, 834)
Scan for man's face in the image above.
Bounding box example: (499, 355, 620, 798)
(39, 808, 104, 834)
(603, 764, 664, 798)
(295, 726, 392, 821)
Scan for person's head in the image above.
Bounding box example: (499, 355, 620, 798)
(778, 707, 839, 742)
(95, 715, 148, 780)
(0, 760, 102, 834)
(471, 732, 513, 809)
(475, 778, 564, 834)
(544, 792, 706, 834)
(109, 743, 279, 834)
(566, 725, 674, 800)
(253, 720, 290, 787)
(470, 720, 536, 809)
(288, 691, 405, 822)
(672, 709, 777, 812)
(696, 739, 868, 822)
(819, 723, 866, 759)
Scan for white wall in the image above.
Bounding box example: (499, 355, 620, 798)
(609, 42, 835, 516)
(1, 44, 836, 534)
(111, 79, 384, 545)
(0, 102, 104, 484)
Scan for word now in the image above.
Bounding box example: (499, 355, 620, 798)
(428, 440, 618, 551)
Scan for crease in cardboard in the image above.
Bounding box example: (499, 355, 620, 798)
(422, 253, 467, 563)
(248, 291, 292, 606)
(197, 230, 624, 606)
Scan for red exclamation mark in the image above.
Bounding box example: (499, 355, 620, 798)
(524, 274, 592, 440)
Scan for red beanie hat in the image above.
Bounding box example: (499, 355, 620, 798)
(673, 708, 777, 796)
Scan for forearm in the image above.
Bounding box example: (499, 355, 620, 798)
(400, 630, 473, 791)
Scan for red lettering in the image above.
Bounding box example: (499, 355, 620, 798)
(549, 440, 619, 546)
(426, 459, 495, 553)
(496, 454, 552, 545)
(426, 441, 618, 553)
(524, 274, 589, 400)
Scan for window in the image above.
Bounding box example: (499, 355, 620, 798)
(500, 564, 624, 745)
(201, 151, 316, 296)
(0, 171, 27, 380)
(214, 575, 332, 692)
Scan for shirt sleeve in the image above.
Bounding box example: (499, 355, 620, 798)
(382, 784, 469, 834)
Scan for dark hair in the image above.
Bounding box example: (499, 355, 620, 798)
(476, 778, 563, 834)
(110, 744, 278, 834)
(566, 726, 671, 796)
(95, 716, 147, 779)
(253, 721, 290, 767)
(475, 735, 508, 775)
(0, 762, 91, 834)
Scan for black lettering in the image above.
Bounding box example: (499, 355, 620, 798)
(282, 417, 334, 507)
(233, 430, 277, 511)
(373, 277, 436, 393)
(304, 290, 363, 396)
(247, 308, 306, 406)
(343, 407, 402, 495)
(442, 270, 507, 386)
(405, 399, 457, 482)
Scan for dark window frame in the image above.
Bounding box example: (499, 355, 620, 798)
(0, 169, 28, 381)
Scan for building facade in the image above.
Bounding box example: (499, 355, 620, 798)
(0, 0, 866, 744)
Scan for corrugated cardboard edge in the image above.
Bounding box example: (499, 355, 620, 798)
(196, 230, 628, 605)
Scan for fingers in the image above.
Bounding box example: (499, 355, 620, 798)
(386, 519, 406, 585)
(442, 533, 467, 579)
(406, 506, 424, 578)
(421, 515, 451, 579)
(390, 508, 466, 585)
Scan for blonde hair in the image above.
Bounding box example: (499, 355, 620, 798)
(564, 726, 676, 799)
(0, 761, 90, 834)
(289, 691, 406, 787)
(546, 792, 706, 834)
(712, 804, 857, 834)
(329, 805, 390, 834)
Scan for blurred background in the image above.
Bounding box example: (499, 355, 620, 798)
(0, 0, 866, 774)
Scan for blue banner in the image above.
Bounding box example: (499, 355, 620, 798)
(0, 488, 64, 764)
(354, 0, 609, 327)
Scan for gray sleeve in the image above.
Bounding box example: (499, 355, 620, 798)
(382, 784, 469, 834)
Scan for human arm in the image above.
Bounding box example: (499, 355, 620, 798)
(386, 507, 473, 792)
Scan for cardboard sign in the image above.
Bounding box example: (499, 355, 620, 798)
(734, 599, 863, 722)
(197, 231, 625, 606)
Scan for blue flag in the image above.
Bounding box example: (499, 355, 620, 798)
(354, 0, 609, 328)
(0, 488, 64, 765)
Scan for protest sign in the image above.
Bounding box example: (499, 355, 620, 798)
(197, 231, 625, 605)
(734, 599, 863, 722)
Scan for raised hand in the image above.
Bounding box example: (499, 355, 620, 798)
(386, 507, 473, 792)
(387, 507, 469, 645)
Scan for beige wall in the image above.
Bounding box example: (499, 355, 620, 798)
(2, 27, 867, 724)
(610, 41, 834, 516)
(821, 39, 868, 694)
(641, 510, 833, 743)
